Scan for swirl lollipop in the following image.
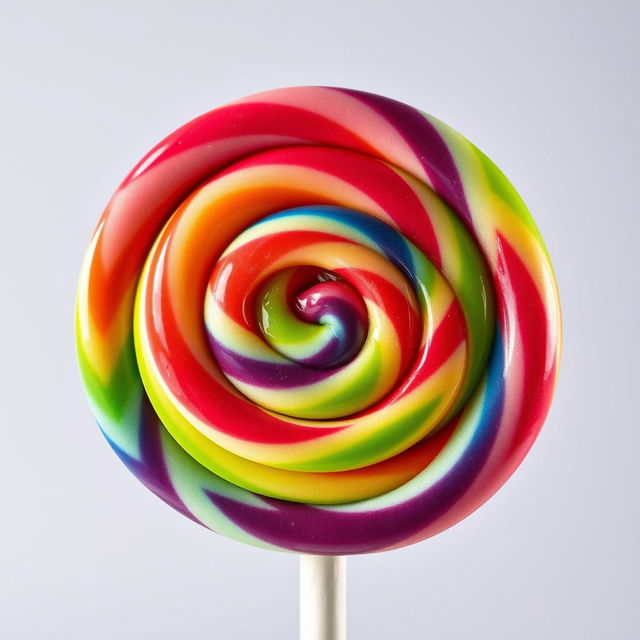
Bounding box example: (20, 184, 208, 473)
(76, 87, 561, 556)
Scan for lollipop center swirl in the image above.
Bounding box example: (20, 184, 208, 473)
(257, 268, 369, 369)
(203, 206, 430, 421)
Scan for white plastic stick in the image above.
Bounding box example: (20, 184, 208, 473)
(300, 555, 346, 640)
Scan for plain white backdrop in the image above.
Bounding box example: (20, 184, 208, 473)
(1, 1, 638, 637)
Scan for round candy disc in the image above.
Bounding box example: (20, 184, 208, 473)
(76, 87, 561, 554)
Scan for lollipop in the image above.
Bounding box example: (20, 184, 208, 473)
(76, 87, 561, 555)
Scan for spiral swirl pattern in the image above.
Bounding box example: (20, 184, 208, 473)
(76, 87, 561, 554)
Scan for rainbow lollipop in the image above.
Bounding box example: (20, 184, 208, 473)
(76, 87, 561, 555)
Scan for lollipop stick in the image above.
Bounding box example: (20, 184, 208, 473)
(300, 555, 346, 640)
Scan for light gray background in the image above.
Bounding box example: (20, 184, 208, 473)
(1, 1, 638, 638)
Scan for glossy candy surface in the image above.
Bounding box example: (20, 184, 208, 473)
(76, 87, 561, 554)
